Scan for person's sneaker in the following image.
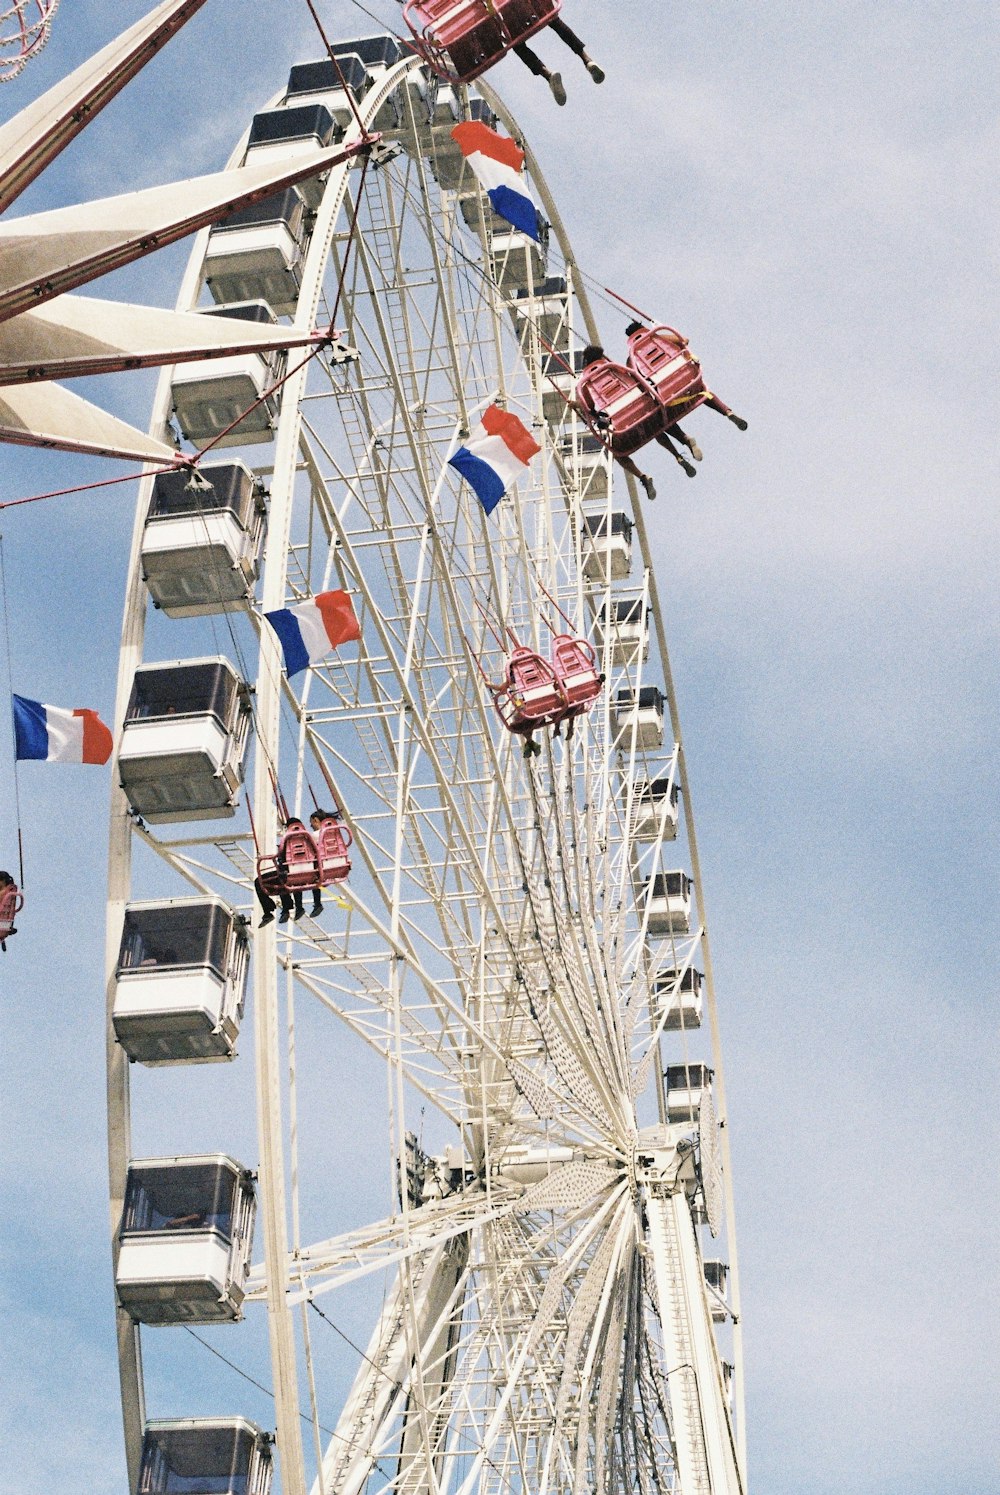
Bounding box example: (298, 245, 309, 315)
(278, 908, 290, 924)
(686, 438, 703, 461)
(585, 59, 606, 83)
(310, 903, 323, 918)
(729, 413, 749, 431)
(680, 458, 697, 478)
(258, 912, 274, 929)
(640, 473, 657, 501)
(548, 71, 567, 105)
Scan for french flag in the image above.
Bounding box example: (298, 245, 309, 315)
(13, 694, 113, 764)
(449, 404, 541, 515)
(264, 589, 361, 678)
(450, 121, 542, 242)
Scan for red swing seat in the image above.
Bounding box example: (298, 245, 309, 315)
(317, 819, 353, 885)
(550, 634, 602, 714)
(257, 828, 321, 895)
(0, 884, 22, 949)
(402, 0, 561, 84)
(627, 325, 708, 427)
(490, 645, 567, 735)
(575, 358, 664, 457)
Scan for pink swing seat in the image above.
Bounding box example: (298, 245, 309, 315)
(626, 324, 709, 427)
(317, 819, 353, 885)
(402, 0, 562, 84)
(575, 358, 664, 457)
(490, 645, 567, 736)
(550, 634, 602, 715)
(0, 884, 23, 950)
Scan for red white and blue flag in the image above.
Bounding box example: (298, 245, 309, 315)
(264, 589, 361, 678)
(12, 694, 113, 764)
(450, 121, 542, 242)
(449, 405, 541, 514)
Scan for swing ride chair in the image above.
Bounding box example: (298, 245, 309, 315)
(574, 357, 664, 457)
(627, 323, 710, 426)
(549, 634, 602, 713)
(402, 0, 561, 84)
(489, 645, 567, 736)
(115, 1155, 257, 1326)
(137, 1418, 273, 1495)
(0, 884, 22, 949)
(256, 819, 353, 900)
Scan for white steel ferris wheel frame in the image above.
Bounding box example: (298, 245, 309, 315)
(104, 49, 747, 1495)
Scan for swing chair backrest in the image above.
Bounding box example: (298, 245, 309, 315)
(575, 358, 663, 457)
(491, 646, 566, 730)
(402, 0, 561, 84)
(317, 819, 353, 885)
(626, 325, 707, 424)
(0, 885, 22, 938)
(550, 635, 602, 710)
(278, 828, 322, 890)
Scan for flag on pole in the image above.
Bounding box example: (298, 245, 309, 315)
(449, 405, 541, 514)
(12, 694, 113, 764)
(450, 121, 542, 241)
(264, 589, 361, 678)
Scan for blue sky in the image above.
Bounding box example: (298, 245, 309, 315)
(0, 3, 996, 1492)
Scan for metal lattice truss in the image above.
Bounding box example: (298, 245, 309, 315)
(10, 12, 755, 1495)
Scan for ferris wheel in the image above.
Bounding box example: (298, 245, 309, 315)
(0, 13, 747, 1495)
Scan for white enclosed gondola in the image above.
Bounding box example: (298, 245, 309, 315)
(117, 657, 252, 823)
(141, 461, 265, 617)
(613, 685, 665, 749)
(631, 776, 680, 841)
(138, 1418, 273, 1495)
(171, 303, 285, 449)
(642, 869, 692, 934)
(203, 189, 306, 314)
(490, 227, 548, 294)
(664, 1061, 713, 1124)
(244, 102, 341, 209)
(703, 1259, 729, 1322)
(286, 39, 402, 129)
(112, 897, 249, 1065)
(428, 97, 497, 185)
(652, 965, 703, 1031)
(582, 509, 633, 580)
(563, 432, 610, 503)
(513, 275, 569, 349)
(542, 347, 583, 421)
(598, 598, 650, 667)
(116, 1155, 256, 1324)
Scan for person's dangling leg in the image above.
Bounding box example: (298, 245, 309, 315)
(548, 17, 604, 81)
(666, 421, 702, 461)
(705, 391, 748, 430)
(255, 877, 277, 928)
(654, 430, 697, 478)
(618, 454, 657, 501)
(513, 40, 566, 103)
